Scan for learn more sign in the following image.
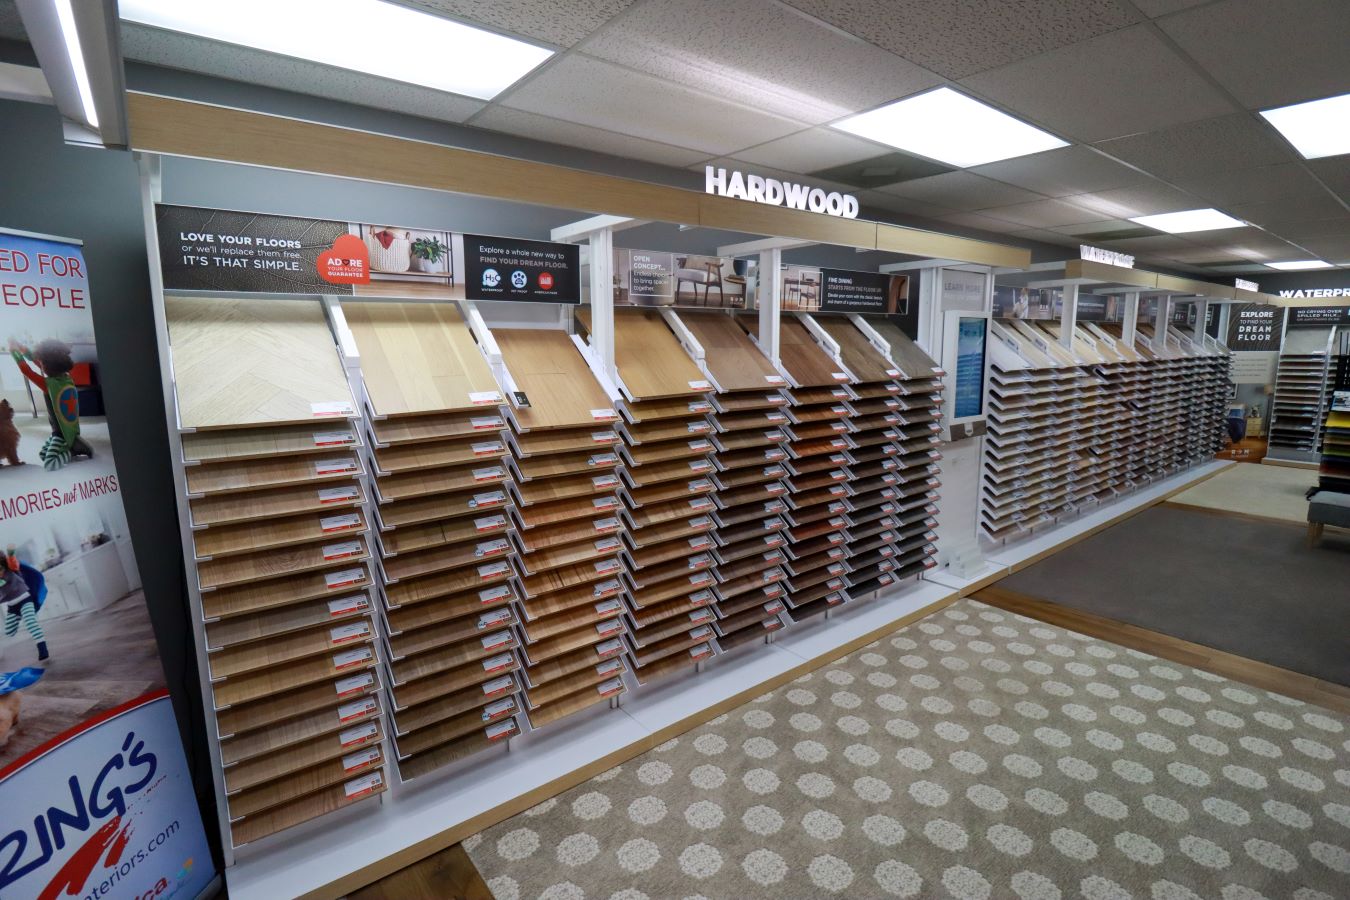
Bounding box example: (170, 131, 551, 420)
(705, 166, 860, 219)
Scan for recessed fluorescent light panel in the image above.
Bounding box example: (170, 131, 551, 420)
(119, 0, 553, 100)
(1265, 260, 1333, 270)
(831, 87, 1068, 168)
(1129, 208, 1245, 234)
(54, 0, 97, 127)
(1260, 92, 1350, 159)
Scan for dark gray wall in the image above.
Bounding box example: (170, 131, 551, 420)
(0, 98, 219, 856)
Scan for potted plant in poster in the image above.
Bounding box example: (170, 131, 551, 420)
(411, 235, 447, 274)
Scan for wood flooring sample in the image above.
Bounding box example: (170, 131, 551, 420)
(493, 329, 612, 430)
(578, 307, 704, 400)
(817, 317, 895, 383)
(167, 295, 353, 429)
(344, 301, 499, 416)
(762, 315, 841, 387)
(678, 311, 780, 391)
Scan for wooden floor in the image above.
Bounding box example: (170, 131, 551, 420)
(351, 512, 1350, 898)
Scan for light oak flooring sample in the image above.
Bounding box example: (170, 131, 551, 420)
(678, 311, 780, 391)
(817, 316, 895, 383)
(493, 329, 612, 430)
(190, 479, 363, 529)
(200, 564, 370, 621)
(770, 315, 845, 387)
(230, 771, 385, 845)
(193, 510, 364, 560)
(370, 410, 504, 446)
(186, 452, 360, 496)
(867, 318, 941, 378)
(578, 307, 704, 400)
(167, 295, 353, 429)
(344, 301, 498, 415)
(182, 422, 358, 464)
(215, 675, 378, 738)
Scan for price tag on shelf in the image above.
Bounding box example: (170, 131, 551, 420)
(470, 415, 504, 430)
(468, 390, 503, 406)
(474, 514, 508, 533)
(320, 512, 362, 533)
(482, 675, 515, 697)
(342, 747, 381, 773)
(343, 771, 384, 800)
(478, 608, 513, 630)
(468, 490, 507, 509)
(474, 538, 511, 558)
(592, 474, 620, 488)
(486, 719, 518, 741)
(471, 441, 505, 456)
(597, 677, 625, 697)
(594, 598, 623, 616)
(327, 595, 369, 617)
(472, 466, 506, 482)
(329, 620, 371, 646)
(477, 561, 511, 580)
(322, 541, 363, 562)
(317, 485, 360, 504)
(334, 671, 374, 697)
(688, 439, 713, 452)
(311, 400, 356, 418)
(312, 430, 355, 447)
(483, 697, 517, 721)
(338, 721, 379, 749)
(337, 696, 378, 724)
(765, 374, 785, 384)
(593, 579, 622, 598)
(689, 379, 713, 391)
(314, 457, 358, 476)
(590, 408, 618, 421)
(482, 652, 515, 674)
(591, 431, 618, 444)
(596, 619, 624, 637)
(596, 638, 624, 659)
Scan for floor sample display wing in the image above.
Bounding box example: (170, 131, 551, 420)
(586, 309, 721, 683)
(343, 301, 523, 781)
(165, 296, 386, 847)
(979, 318, 1228, 541)
(493, 328, 631, 729)
(1268, 325, 1335, 463)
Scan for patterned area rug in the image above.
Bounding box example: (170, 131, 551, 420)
(467, 599, 1350, 899)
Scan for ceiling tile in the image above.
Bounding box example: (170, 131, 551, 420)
(858, 190, 958, 221)
(970, 145, 1146, 197)
(1272, 218, 1350, 242)
(933, 211, 1031, 234)
(1130, 0, 1212, 16)
(976, 198, 1108, 228)
(1308, 158, 1350, 205)
(121, 25, 486, 121)
(1094, 113, 1291, 180)
(1171, 163, 1331, 206)
(1296, 236, 1350, 263)
(471, 106, 711, 167)
(1008, 227, 1079, 246)
(1226, 193, 1350, 229)
(1153, 246, 1254, 264)
(780, 0, 1139, 80)
(1050, 218, 1143, 235)
(403, 0, 635, 47)
(811, 151, 954, 190)
(734, 129, 893, 175)
(0, 0, 24, 41)
(1066, 182, 1204, 219)
(879, 171, 1043, 211)
(581, 0, 940, 124)
(961, 24, 1235, 143)
(1094, 233, 1200, 252)
(1157, 0, 1350, 108)
(501, 54, 803, 156)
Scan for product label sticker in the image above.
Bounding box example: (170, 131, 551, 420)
(765, 430, 787, 442)
(766, 483, 787, 495)
(592, 474, 620, 488)
(320, 512, 362, 533)
(477, 561, 511, 580)
(766, 412, 788, 424)
(763, 569, 784, 583)
(337, 696, 378, 723)
(482, 652, 514, 673)
(597, 658, 624, 677)
(468, 490, 508, 509)
(328, 595, 369, 617)
(480, 584, 513, 604)
(687, 421, 712, 434)
(593, 517, 621, 533)
(688, 535, 714, 551)
(474, 514, 509, 533)
(594, 536, 623, 552)
(594, 598, 623, 616)
(764, 599, 786, 614)
(325, 569, 367, 591)
(763, 465, 786, 478)
(764, 500, 787, 513)
(829, 469, 848, 481)
(885, 367, 901, 377)
(468, 390, 503, 406)
(827, 577, 845, 590)
(329, 620, 371, 645)
(591, 496, 619, 512)
(478, 608, 513, 630)
(590, 408, 618, 421)
(688, 439, 713, 452)
(763, 533, 784, 547)
(828, 533, 845, 546)
(593, 579, 622, 598)
(471, 441, 505, 456)
(764, 618, 784, 631)
(342, 747, 381, 773)
(688, 400, 714, 413)
(588, 453, 619, 467)
(339, 721, 379, 748)
(765, 448, 786, 460)
(767, 393, 788, 405)
(686, 459, 713, 474)
(596, 619, 623, 637)
(827, 547, 845, 561)
(689, 608, 713, 624)
(483, 697, 517, 720)
(886, 383, 900, 393)
(472, 466, 506, 482)
(688, 515, 713, 528)
(486, 719, 518, 741)
(689, 643, 713, 661)
(315, 457, 358, 476)
(884, 397, 900, 409)
(827, 590, 846, 604)
(596, 638, 624, 658)
(763, 584, 784, 598)
(475, 538, 511, 558)
(343, 771, 384, 799)
(598, 677, 625, 697)
(689, 572, 714, 588)
(830, 388, 850, 400)
(688, 553, 712, 569)
(317, 485, 361, 504)
(322, 540, 363, 561)
(334, 671, 375, 696)
(332, 647, 374, 671)
(688, 479, 713, 493)
(689, 590, 713, 605)
(482, 675, 515, 696)
(829, 438, 849, 450)
(689, 379, 713, 391)
(595, 558, 622, 574)
(765, 374, 785, 384)
(312, 430, 356, 447)
(470, 415, 504, 431)
(763, 550, 784, 563)
(311, 400, 356, 418)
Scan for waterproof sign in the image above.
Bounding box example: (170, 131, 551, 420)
(0, 228, 214, 900)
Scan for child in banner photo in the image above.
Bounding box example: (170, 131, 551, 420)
(8, 338, 94, 471)
(1, 545, 47, 662)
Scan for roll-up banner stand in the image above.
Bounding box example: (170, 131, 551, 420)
(0, 227, 216, 900)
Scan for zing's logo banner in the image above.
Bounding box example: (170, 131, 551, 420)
(0, 228, 214, 900)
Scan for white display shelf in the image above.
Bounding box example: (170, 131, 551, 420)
(223, 458, 1230, 899)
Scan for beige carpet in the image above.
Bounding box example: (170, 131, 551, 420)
(466, 598, 1350, 900)
(1169, 463, 1316, 524)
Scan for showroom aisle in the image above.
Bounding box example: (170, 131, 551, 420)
(460, 599, 1350, 900)
(1167, 462, 1317, 525)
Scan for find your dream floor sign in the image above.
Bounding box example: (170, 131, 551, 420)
(0, 227, 214, 900)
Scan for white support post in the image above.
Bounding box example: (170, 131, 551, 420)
(1154, 293, 1172, 343)
(1060, 282, 1079, 349)
(1121, 292, 1139, 347)
(550, 214, 644, 243)
(757, 247, 781, 365)
(1193, 300, 1209, 342)
(589, 227, 617, 385)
